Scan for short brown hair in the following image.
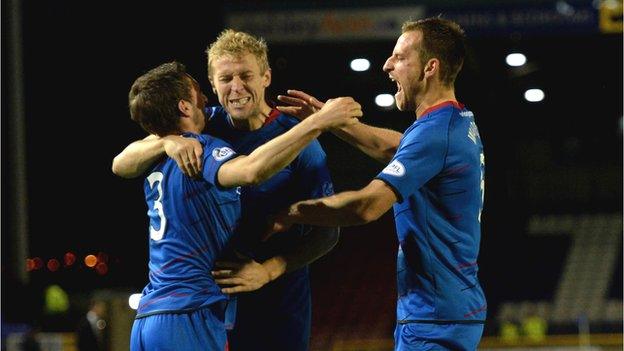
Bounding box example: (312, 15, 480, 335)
(206, 29, 269, 80)
(402, 17, 466, 86)
(128, 62, 192, 136)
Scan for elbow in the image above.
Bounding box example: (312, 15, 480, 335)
(111, 157, 122, 176)
(111, 157, 134, 179)
(244, 163, 271, 186)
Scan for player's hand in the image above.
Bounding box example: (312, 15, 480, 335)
(262, 212, 294, 241)
(311, 97, 362, 131)
(163, 135, 203, 178)
(212, 258, 271, 294)
(276, 90, 324, 120)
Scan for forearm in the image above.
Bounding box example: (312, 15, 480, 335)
(332, 122, 402, 164)
(112, 135, 165, 178)
(262, 226, 339, 280)
(219, 117, 323, 187)
(288, 191, 377, 227)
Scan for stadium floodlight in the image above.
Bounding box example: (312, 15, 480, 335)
(506, 53, 527, 67)
(350, 58, 371, 72)
(524, 88, 545, 102)
(128, 293, 142, 310)
(375, 94, 395, 107)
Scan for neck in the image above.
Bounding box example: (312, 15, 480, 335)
(415, 85, 457, 119)
(230, 101, 272, 131)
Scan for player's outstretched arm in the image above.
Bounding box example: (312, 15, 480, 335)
(264, 226, 339, 276)
(277, 90, 402, 164)
(213, 227, 339, 294)
(271, 179, 398, 235)
(112, 135, 203, 178)
(217, 97, 362, 188)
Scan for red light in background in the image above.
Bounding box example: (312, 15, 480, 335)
(97, 252, 109, 264)
(64, 252, 76, 266)
(26, 259, 35, 272)
(32, 257, 44, 270)
(95, 262, 108, 275)
(84, 255, 97, 268)
(47, 259, 60, 272)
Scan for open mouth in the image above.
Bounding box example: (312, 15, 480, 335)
(229, 97, 251, 107)
(390, 76, 402, 94)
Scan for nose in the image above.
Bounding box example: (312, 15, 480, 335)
(383, 57, 393, 73)
(231, 76, 245, 92)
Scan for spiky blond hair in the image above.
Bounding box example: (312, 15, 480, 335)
(206, 29, 269, 80)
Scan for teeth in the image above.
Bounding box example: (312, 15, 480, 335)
(230, 97, 250, 107)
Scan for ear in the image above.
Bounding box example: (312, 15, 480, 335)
(424, 58, 439, 80)
(262, 68, 272, 88)
(178, 100, 192, 118)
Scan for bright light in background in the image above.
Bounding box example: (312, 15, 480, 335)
(375, 94, 395, 107)
(506, 53, 527, 67)
(524, 89, 545, 102)
(84, 254, 97, 268)
(129, 293, 142, 310)
(350, 58, 370, 72)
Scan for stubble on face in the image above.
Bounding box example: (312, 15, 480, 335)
(388, 31, 425, 112)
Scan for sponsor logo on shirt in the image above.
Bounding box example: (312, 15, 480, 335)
(212, 147, 235, 161)
(382, 160, 405, 177)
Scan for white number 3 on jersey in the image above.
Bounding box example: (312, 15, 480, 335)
(147, 172, 167, 241)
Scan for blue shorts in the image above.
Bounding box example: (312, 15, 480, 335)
(130, 303, 226, 351)
(394, 322, 484, 351)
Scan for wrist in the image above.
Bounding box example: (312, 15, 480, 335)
(262, 256, 287, 281)
(305, 113, 329, 133)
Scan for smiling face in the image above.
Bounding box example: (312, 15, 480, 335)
(382, 31, 425, 112)
(209, 52, 271, 122)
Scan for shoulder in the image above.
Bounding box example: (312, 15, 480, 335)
(274, 113, 300, 129)
(198, 134, 235, 156)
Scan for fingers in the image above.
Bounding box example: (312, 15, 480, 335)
(286, 90, 324, 109)
(277, 95, 307, 107)
(185, 149, 200, 178)
(214, 277, 243, 286)
(221, 285, 254, 294)
(275, 106, 302, 116)
(211, 269, 233, 277)
(193, 142, 203, 176)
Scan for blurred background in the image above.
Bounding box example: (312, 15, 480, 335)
(2, 0, 622, 350)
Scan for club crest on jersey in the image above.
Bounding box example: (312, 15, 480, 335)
(212, 147, 235, 161)
(382, 160, 406, 177)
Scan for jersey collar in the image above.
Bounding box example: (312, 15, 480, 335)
(420, 100, 464, 117)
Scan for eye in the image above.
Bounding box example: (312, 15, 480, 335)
(219, 76, 232, 83)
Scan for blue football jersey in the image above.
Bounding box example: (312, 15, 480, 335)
(376, 101, 487, 323)
(205, 106, 333, 351)
(136, 133, 241, 318)
(206, 106, 334, 261)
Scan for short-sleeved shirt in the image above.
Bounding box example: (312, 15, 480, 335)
(136, 133, 240, 318)
(376, 101, 487, 323)
(206, 106, 334, 261)
(205, 106, 334, 350)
